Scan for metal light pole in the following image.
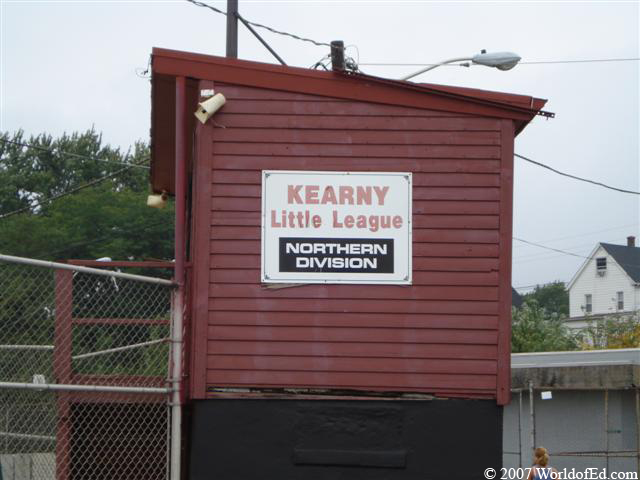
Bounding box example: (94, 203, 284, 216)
(401, 51, 521, 81)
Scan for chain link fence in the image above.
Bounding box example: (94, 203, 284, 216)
(0, 255, 176, 480)
(504, 386, 640, 474)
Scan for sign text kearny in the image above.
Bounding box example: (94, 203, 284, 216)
(261, 171, 412, 284)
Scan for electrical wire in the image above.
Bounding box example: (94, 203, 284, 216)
(0, 161, 148, 220)
(514, 237, 588, 260)
(513, 223, 639, 249)
(185, 0, 330, 47)
(513, 237, 639, 274)
(515, 153, 639, 195)
(360, 57, 640, 67)
(0, 139, 150, 169)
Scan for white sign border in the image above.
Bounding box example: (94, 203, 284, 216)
(260, 170, 412, 285)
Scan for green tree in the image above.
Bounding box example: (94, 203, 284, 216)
(522, 281, 569, 317)
(580, 313, 640, 349)
(0, 129, 174, 261)
(511, 299, 579, 353)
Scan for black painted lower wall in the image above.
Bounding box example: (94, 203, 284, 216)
(189, 398, 502, 480)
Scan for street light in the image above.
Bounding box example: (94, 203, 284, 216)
(401, 50, 521, 81)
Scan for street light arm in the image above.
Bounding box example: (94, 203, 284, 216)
(400, 57, 473, 81)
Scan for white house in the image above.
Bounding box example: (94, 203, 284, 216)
(566, 236, 640, 328)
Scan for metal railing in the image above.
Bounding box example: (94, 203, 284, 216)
(0, 254, 178, 480)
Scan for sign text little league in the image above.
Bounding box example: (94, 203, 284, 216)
(261, 171, 412, 284)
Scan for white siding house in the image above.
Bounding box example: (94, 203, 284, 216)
(566, 238, 640, 328)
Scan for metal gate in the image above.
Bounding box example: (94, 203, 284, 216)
(0, 255, 178, 480)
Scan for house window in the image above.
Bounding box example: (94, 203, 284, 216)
(585, 294, 592, 313)
(596, 257, 607, 270)
(617, 291, 624, 311)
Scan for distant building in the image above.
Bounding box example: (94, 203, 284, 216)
(566, 236, 639, 329)
(511, 288, 523, 308)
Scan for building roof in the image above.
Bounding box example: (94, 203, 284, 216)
(600, 242, 640, 283)
(149, 48, 550, 194)
(512, 288, 523, 308)
(512, 347, 640, 368)
(511, 348, 640, 390)
(567, 241, 640, 289)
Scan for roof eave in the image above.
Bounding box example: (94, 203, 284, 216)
(151, 48, 549, 126)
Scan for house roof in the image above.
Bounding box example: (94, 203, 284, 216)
(149, 48, 550, 194)
(512, 288, 523, 308)
(567, 241, 640, 289)
(601, 242, 640, 283)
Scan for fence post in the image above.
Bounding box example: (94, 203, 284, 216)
(635, 388, 639, 475)
(54, 269, 73, 480)
(604, 389, 609, 473)
(518, 390, 523, 468)
(529, 381, 535, 458)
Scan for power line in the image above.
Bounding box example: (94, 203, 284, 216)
(513, 237, 589, 260)
(0, 162, 147, 220)
(515, 153, 640, 195)
(513, 223, 639, 249)
(0, 138, 150, 169)
(185, 0, 330, 47)
(360, 57, 640, 67)
(513, 237, 639, 273)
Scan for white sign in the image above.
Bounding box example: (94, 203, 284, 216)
(261, 171, 412, 284)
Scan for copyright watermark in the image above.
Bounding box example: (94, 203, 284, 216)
(485, 468, 638, 480)
(484, 468, 496, 479)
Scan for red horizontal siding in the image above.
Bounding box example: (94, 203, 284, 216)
(213, 142, 500, 158)
(207, 356, 496, 375)
(215, 114, 502, 131)
(208, 341, 497, 360)
(212, 128, 501, 145)
(209, 298, 498, 315)
(196, 83, 508, 400)
(207, 312, 498, 329)
(208, 326, 497, 344)
(211, 156, 502, 173)
(216, 99, 467, 117)
(209, 270, 499, 286)
(205, 371, 496, 392)
(208, 284, 498, 301)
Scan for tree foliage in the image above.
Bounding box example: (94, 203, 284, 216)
(579, 313, 640, 349)
(522, 281, 569, 317)
(511, 299, 579, 353)
(0, 129, 174, 261)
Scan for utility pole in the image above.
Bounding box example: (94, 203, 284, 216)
(226, 0, 238, 58)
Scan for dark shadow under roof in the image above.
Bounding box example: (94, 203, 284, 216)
(601, 243, 640, 283)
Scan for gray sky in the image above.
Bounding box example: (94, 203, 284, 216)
(2, 0, 639, 289)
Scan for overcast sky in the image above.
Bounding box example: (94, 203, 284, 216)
(2, 0, 639, 289)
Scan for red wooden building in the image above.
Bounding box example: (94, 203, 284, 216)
(150, 48, 548, 479)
